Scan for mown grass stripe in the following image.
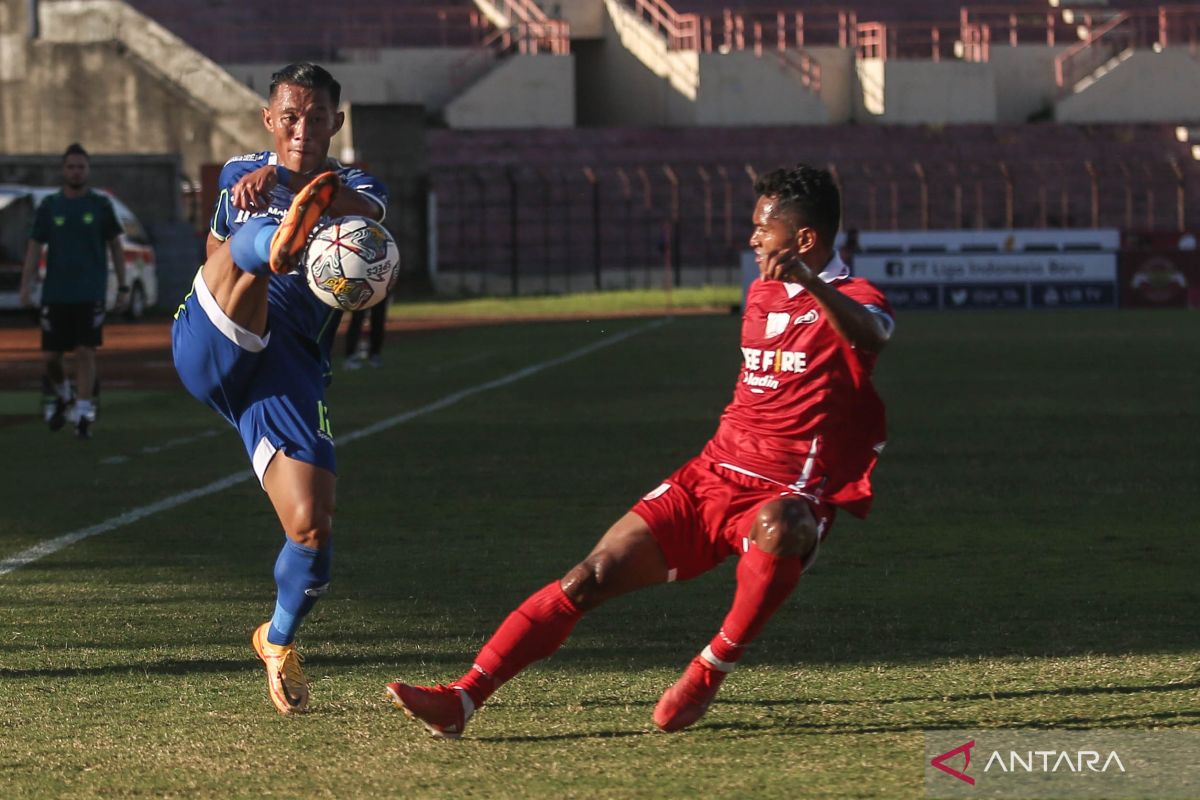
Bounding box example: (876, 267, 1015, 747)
(0, 318, 670, 577)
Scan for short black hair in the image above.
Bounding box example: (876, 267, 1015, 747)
(754, 164, 841, 244)
(62, 142, 89, 162)
(269, 62, 341, 107)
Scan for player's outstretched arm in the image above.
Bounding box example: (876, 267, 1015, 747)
(229, 166, 382, 222)
(325, 187, 382, 220)
(804, 278, 891, 353)
(760, 248, 890, 353)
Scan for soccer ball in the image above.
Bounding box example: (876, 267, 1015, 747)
(303, 216, 400, 311)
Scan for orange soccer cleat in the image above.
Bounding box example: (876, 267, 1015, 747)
(251, 622, 310, 714)
(268, 171, 339, 273)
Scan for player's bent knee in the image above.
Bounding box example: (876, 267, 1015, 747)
(750, 499, 818, 558)
(559, 553, 615, 611)
(282, 500, 333, 549)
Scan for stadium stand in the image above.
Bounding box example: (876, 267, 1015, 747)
(10, 0, 1200, 294)
(122, 0, 566, 63)
(427, 123, 1199, 290)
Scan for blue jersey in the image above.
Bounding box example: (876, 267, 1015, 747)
(169, 153, 389, 481)
(210, 151, 388, 241)
(210, 152, 389, 374)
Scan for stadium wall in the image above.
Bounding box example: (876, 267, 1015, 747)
(0, 40, 264, 181)
(555, 0, 606, 39)
(225, 49, 477, 114)
(854, 58, 996, 124)
(0, 0, 267, 181)
(989, 45, 1069, 123)
(596, 0, 699, 125)
(593, 0, 845, 125)
(1056, 48, 1200, 124)
(445, 54, 575, 128)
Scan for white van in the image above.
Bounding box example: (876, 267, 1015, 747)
(0, 184, 158, 318)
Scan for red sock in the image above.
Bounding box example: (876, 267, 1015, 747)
(705, 546, 804, 668)
(453, 581, 582, 706)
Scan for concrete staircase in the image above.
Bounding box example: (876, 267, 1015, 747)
(38, 0, 266, 151)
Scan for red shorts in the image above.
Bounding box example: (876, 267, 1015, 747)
(629, 455, 836, 582)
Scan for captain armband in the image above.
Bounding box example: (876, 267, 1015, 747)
(863, 305, 895, 341)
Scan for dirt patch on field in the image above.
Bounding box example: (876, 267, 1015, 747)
(0, 307, 726, 392)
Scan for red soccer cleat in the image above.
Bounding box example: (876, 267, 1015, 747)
(386, 682, 473, 739)
(653, 656, 729, 732)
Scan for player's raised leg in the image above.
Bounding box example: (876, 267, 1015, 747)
(653, 498, 817, 732)
(251, 452, 336, 714)
(200, 172, 338, 335)
(387, 512, 669, 738)
(269, 171, 338, 272)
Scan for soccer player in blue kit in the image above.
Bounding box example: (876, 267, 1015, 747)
(172, 63, 388, 714)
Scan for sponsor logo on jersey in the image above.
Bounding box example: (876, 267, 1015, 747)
(233, 207, 286, 225)
(224, 152, 271, 165)
(741, 347, 808, 374)
(793, 309, 819, 325)
(741, 346, 807, 391)
(765, 312, 790, 338)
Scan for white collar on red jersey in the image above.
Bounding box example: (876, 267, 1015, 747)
(781, 254, 850, 298)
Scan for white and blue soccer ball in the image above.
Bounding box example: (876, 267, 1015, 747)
(304, 216, 400, 311)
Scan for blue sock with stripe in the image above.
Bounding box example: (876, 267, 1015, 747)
(229, 215, 279, 276)
(267, 538, 332, 646)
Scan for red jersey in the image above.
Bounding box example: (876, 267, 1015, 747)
(703, 257, 892, 518)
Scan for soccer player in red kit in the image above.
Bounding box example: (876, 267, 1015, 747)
(387, 163, 895, 737)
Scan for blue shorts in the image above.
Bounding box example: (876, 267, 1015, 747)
(171, 271, 335, 485)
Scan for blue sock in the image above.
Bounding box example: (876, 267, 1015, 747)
(229, 216, 279, 276)
(267, 538, 332, 646)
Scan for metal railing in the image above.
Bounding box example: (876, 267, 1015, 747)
(491, 0, 571, 54)
(430, 154, 1196, 294)
(447, 0, 569, 97)
(1052, 6, 1200, 93)
(623, 1, 1200, 67)
(856, 20, 963, 61)
(1054, 11, 1133, 93)
(621, 0, 828, 91)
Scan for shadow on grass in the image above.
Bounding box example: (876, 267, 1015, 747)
(564, 679, 1200, 713)
(477, 729, 653, 743)
(467, 709, 1200, 744)
(712, 679, 1200, 707)
(696, 709, 1200, 737)
(0, 650, 469, 679)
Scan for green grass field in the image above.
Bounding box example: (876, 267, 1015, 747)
(388, 285, 742, 318)
(1, 310, 1197, 799)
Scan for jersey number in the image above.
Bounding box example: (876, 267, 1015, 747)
(317, 401, 333, 439)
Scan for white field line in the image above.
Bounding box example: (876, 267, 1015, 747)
(101, 429, 222, 465)
(0, 318, 670, 577)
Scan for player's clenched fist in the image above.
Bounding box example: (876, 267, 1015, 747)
(760, 248, 816, 283)
(231, 165, 279, 211)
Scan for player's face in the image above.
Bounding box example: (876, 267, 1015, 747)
(263, 83, 344, 174)
(749, 195, 806, 272)
(62, 155, 89, 190)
